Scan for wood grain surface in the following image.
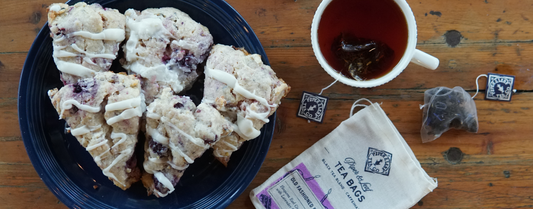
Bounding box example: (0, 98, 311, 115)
(1, 0, 532, 208)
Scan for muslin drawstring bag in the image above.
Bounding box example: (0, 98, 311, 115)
(250, 99, 437, 209)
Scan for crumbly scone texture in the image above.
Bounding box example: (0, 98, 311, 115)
(48, 2, 125, 85)
(211, 132, 246, 167)
(122, 7, 213, 103)
(142, 88, 232, 197)
(48, 72, 142, 190)
(203, 44, 291, 166)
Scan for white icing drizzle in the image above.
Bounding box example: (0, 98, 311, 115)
(86, 139, 108, 151)
(70, 44, 116, 59)
(126, 15, 168, 39)
(147, 126, 169, 145)
(123, 13, 188, 93)
(83, 57, 96, 65)
(61, 99, 100, 112)
(60, 99, 100, 118)
(106, 106, 143, 125)
(159, 117, 204, 164)
(71, 125, 90, 136)
(70, 124, 102, 136)
(204, 67, 276, 109)
(246, 108, 270, 123)
(146, 111, 161, 119)
(53, 44, 116, 61)
(110, 132, 129, 149)
(212, 151, 224, 158)
(154, 172, 175, 193)
(127, 63, 183, 93)
(154, 190, 166, 197)
(106, 97, 141, 111)
(201, 98, 215, 104)
(71, 29, 125, 41)
(148, 156, 165, 163)
(54, 59, 96, 78)
(204, 67, 272, 135)
(168, 162, 189, 170)
(94, 147, 110, 164)
(102, 147, 133, 187)
(54, 49, 77, 58)
(169, 143, 194, 164)
(125, 14, 169, 61)
(161, 117, 207, 148)
(223, 140, 238, 151)
(235, 115, 261, 140)
(213, 139, 238, 158)
(53, 36, 66, 43)
(49, 4, 62, 12)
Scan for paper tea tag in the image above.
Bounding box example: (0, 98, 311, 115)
(297, 91, 329, 123)
(485, 73, 515, 101)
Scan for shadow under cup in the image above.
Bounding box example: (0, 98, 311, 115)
(311, 0, 438, 88)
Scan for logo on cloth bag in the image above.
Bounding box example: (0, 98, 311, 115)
(364, 147, 393, 176)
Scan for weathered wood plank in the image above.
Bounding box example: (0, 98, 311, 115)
(3, 0, 533, 208)
(263, 46, 533, 95)
(0, 162, 68, 209)
(0, 54, 28, 98)
(0, 141, 32, 164)
(0, 97, 21, 138)
(271, 95, 533, 156)
(0, 0, 51, 53)
(0, 187, 68, 209)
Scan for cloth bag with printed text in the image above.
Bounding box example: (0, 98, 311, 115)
(250, 99, 438, 209)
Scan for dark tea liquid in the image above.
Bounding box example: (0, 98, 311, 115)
(318, 0, 409, 80)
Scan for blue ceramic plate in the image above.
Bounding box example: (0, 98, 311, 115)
(19, 0, 273, 208)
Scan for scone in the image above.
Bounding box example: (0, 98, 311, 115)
(48, 72, 143, 190)
(203, 44, 291, 166)
(142, 88, 232, 197)
(122, 7, 213, 103)
(47, 2, 126, 84)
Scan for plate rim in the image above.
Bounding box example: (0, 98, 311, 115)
(18, 0, 273, 208)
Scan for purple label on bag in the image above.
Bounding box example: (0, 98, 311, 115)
(256, 163, 333, 209)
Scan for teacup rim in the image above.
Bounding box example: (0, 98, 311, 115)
(311, 0, 418, 88)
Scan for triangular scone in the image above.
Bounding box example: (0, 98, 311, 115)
(142, 88, 232, 197)
(121, 7, 213, 103)
(47, 2, 125, 84)
(203, 44, 291, 166)
(48, 72, 143, 190)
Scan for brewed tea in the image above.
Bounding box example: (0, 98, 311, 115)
(318, 0, 408, 80)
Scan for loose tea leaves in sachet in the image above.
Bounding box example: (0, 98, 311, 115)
(420, 86, 479, 143)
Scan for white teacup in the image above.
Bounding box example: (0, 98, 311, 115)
(311, 0, 439, 88)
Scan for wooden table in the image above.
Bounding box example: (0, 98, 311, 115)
(1, 0, 532, 208)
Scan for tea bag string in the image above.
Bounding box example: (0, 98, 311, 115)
(306, 77, 340, 123)
(350, 98, 373, 116)
(319, 78, 339, 95)
(472, 74, 487, 99)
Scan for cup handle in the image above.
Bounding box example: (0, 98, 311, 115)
(411, 49, 439, 70)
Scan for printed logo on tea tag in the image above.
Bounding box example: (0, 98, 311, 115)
(297, 91, 329, 123)
(485, 73, 515, 102)
(364, 147, 393, 176)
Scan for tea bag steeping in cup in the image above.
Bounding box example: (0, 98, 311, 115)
(251, 99, 437, 209)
